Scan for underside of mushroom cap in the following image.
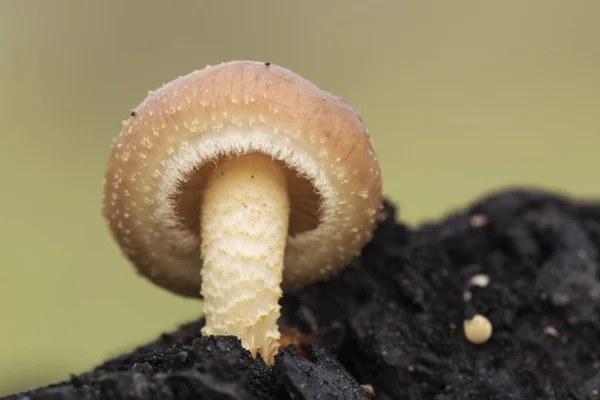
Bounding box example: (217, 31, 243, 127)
(103, 61, 382, 298)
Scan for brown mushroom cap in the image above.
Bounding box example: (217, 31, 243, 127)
(103, 61, 382, 298)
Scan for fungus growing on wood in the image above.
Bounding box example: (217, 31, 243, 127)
(102, 61, 382, 365)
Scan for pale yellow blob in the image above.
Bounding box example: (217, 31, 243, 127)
(200, 153, 289, 365)
(463, 314, 493, 344)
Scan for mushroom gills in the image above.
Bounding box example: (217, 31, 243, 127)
(200, 152, 289, 366)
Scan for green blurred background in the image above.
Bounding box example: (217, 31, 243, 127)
(1, 0, 599, 395)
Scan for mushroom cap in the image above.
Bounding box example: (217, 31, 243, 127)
(103, 61, 382, 298)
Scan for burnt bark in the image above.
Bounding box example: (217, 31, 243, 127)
(7, 189, 600, 399)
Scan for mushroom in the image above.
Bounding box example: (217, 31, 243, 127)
(102, 61, 382, 365)
(463, 314, 493, 344)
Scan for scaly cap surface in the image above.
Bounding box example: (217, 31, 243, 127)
(103, 61, 382, 297)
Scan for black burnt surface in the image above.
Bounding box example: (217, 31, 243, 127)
(6, 189, 600, 399)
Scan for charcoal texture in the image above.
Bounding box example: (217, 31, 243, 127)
(7, 189, 600, 399)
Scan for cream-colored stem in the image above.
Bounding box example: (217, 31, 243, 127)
(200, 153, 289, 366)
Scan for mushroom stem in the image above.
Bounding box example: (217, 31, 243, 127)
(200, 153, 289, 366)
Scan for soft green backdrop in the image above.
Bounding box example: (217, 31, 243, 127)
(1, 1, 599, 395)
